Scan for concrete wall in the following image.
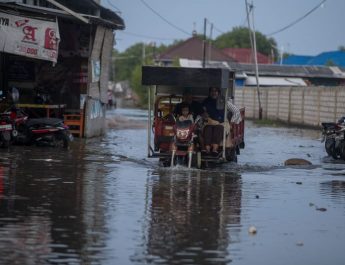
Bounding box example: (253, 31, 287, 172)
(84, 98, 106, 138)
(234, 86, 345, 127)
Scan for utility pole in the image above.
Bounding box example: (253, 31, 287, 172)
(202, 18, 207, 68)
(142, 43, 146, 65)
(208, 22, 214, 62)
(245, 0, 262, 119)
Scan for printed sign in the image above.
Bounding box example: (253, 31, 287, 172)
(91, 60, 100, 82)
(0, 11, 60, 62)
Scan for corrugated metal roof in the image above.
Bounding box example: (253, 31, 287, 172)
(231, 63, 345, 79)
(179, 59, 345, 80)
(0, 1, 124, 29)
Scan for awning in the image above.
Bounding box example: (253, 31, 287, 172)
(245, 76, 307, 86)
(0, 2, 125, 30)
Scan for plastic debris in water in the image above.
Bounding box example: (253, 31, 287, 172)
(248, 226, 257, 234)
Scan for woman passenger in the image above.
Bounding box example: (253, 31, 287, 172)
(202, 87, 241, 155)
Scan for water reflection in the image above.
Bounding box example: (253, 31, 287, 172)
(0, 142, 114, 264)
(1, 109, 345, 265)
(320, 180, 345, 200)
(134, 169, 242, 264)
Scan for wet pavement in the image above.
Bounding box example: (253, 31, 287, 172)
(0, 108, 344, 265)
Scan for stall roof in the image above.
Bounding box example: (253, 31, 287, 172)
(142, 66, 233, 89)
(0, 1, 125, 29)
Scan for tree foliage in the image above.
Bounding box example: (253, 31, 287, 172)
(112, 42, 171, 106)
(111, 28, 278, 106)
(213, 26, 278, 58)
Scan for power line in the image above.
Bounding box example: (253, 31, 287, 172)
(139, 0, 191, 36)
(106, 0, 121, 13)
(206, 19, 225, 35)
(267, 0, 327, 36)
(120, 31, 177, 41)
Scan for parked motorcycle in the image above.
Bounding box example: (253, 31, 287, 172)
(9, 108, 73, 148)
(2, 87, 73, 148)
(321, 117, 345, 159)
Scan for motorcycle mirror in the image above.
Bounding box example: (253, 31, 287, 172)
(11, 87, 19, 103)
(338, 116, 345, 124)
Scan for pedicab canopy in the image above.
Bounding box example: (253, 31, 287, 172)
(142, 66, 235, 97)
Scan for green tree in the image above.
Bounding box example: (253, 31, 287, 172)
(113, 43, 143, 83)
(130, 64, 146, 106)
(112, 42, 178, 106)
(213, 26, 278, 59)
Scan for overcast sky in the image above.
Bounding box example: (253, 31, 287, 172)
(101, 0, 345, 56)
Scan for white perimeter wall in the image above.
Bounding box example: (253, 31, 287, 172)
(234, 86, 345, 127)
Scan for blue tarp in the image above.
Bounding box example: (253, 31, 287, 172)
(307, 51, 345, 67)
(281, 55, 313, 65)
(281, 51, 345, 67)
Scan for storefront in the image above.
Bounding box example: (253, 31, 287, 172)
(0, 1, 124, 137)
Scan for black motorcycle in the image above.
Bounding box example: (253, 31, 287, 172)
(321, 117, 345, 159)
(12, 116, 73, 148)
(4, 87, 73, 148)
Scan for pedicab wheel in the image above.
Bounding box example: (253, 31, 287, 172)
(225, 147, 237, 162)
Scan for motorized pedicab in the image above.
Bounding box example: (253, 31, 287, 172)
(141, 66, 245, 168)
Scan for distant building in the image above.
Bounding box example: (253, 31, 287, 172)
(179, 59, 345, 87)
(155, 35, 235, 66)
(155, 36, 345, 87)
(222, 48, 272, 64)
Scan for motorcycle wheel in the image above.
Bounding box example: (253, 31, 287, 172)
(176, 156, 184, 166)
(225, 147, 237, 162)
(0, 131, 11, 148)
(53, 132, 69, 148)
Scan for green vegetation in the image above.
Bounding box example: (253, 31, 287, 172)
(325, 59, 336, 66)
(252, 119, 288, 127)
(111, 27, 277, 106)
(213, 26, 278, 58)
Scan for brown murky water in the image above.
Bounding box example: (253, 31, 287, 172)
(0, 108, 344, 265)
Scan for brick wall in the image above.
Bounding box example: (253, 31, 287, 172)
(234, 86, 345, 127)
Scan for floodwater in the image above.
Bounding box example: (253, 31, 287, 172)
(0, 108, 344, 265)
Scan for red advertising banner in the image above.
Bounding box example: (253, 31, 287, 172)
(0, 11, 60, 62)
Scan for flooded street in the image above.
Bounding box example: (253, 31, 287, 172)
(0, 108, 344, 265)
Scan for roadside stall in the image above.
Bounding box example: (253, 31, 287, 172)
(0, 1, 124, 138)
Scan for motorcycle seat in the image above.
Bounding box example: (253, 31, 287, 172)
(26, 118, 63, 126)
